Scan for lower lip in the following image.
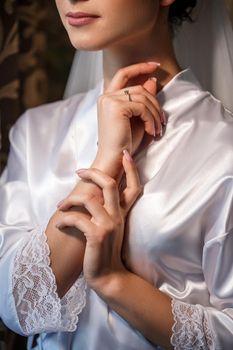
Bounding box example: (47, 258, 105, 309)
(67, 16, 99, 27)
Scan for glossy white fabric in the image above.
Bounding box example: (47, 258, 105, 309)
(0, 69, 233, 349)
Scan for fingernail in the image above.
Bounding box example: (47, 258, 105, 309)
(57, 199, 64, 208)
(147, 61, 161, 66)
(153, 121, 156, 138)
(76, 168, 87, 174)
(153, 126, 156, 138)
(55, 222, 62, 229)
(161, 111, 167, 125)
(155, 128, 163, 139)
(149, 77, 157, 83)
(123, 149, 133, 162)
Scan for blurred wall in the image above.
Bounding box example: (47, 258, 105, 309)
(0, 0, 74, 173)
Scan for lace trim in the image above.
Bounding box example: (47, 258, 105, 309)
(12, 226, 86, 335)
(171, 299, 215, 350)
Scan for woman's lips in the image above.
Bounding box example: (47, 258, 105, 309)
(66, 12, 100, 27)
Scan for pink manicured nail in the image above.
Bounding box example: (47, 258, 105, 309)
(123, 149, 133, 162)
(147, 61, 161, 66)
(153, 127, 157, 138)
(153, 121, 156, 138)
(57, 199, 64, 208)
(76, 168, 87, 174)
(149, 77, 157, 83)
(161, 111, 167, 125)
(155, 127, 163, 139)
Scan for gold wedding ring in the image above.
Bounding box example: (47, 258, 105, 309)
(124, 89, 132, 102)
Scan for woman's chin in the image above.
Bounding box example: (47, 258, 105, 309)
(69, 39, 104, 51)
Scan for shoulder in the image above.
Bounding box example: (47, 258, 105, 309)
(198, 93, 233, 156)
(15, 76, 103, 129)
(178, 72, 233, 171)
(164, 71, 233, 183)
(14, 92, 86, 133)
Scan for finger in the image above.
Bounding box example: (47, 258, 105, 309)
(99, 94, 156, 136)
(58, 191, 104, 210)
(121, 150, 142, 214)
(77, 169, 120, 216)
(110, 85, 164, 135)
(56, 211, 96, 232)
(124, 94, 162, 137)
(111, 84, 162, 116)
(84, 197, 112, 224)
(143, 77, 157, 96)
(57, 193, 91, 211)
(119, 99, 158, 137)
(106, 62, 160, 93)
(144, 78, 166, 128)
(58, 192, 111, 224)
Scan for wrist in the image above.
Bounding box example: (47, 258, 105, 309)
(93, 269, 132, 301)
(91, 151, 124, 179)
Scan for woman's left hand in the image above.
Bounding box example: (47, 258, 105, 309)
(56, 150, 142, 290)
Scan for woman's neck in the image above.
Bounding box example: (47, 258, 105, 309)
(103, 20, 181, 92)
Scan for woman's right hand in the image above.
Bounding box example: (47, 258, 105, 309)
(93, 62, 165, 177)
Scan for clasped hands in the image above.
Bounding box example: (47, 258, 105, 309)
(53, 62, 165, 294)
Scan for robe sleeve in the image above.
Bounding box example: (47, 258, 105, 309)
(171, 228, 233, 349)
(0, 113, 86, 336)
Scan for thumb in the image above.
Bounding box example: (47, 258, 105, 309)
(143, 77, 157, 96)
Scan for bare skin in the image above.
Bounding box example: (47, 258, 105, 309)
(46, 0, 180, 348)
(57, 153, 174, 349)
(47, 64, 163, 296)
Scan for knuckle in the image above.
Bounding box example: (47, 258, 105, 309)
(68, 194, 79, 203)
(82, 193, 94, 203)
(106, 178, 117, 190)
(74, 216, 82, 227)
(98, 95, 119, 112)
(118, 68, 129, 80)
(132, 185, 143, 197)
(137, 85, 145, 93)
(98, 94, 110, 107)
(80, 193, 89, 203)
(61, 212, 74, 225)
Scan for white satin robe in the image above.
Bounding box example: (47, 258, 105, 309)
(0, 69, 233, 349)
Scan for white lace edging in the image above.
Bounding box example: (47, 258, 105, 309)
(12, 226, 86, 335)
(170, 299, 215, 350)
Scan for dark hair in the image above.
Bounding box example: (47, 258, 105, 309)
(169, 0, 197, 26)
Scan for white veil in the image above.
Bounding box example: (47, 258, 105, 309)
(64, 0, 233, 112)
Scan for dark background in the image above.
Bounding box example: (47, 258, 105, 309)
(0, 0, 75, 174)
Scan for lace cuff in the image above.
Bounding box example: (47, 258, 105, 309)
(12, 226, 86, 335)
(170, 299, 215, 350)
